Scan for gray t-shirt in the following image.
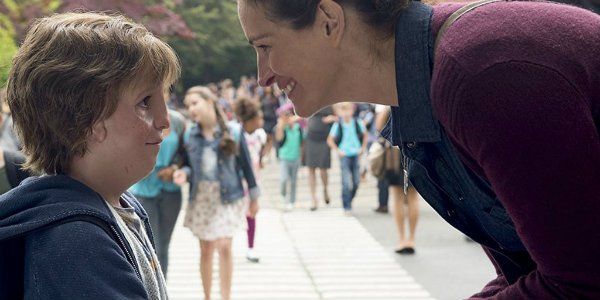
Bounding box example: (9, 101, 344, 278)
(110, 201, 168, 300)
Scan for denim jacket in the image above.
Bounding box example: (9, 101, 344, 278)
(182, 123, 260, 204)
(385, 1, 534, 283)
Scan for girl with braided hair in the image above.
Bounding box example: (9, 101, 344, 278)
(174, 86, 260, 300)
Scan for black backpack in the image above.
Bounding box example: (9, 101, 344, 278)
(334, 118, 364, 146)
(4, 150, 30, 189)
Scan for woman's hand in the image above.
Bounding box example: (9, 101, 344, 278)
(321, 115, 338, 124)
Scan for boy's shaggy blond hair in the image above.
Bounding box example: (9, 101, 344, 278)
(6, 12, 180, 174)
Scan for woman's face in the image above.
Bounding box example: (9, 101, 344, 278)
(238, 1, 341, 117)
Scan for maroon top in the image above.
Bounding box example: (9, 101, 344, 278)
(430, 2, 600, 298)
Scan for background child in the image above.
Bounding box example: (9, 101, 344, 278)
(327, 102, 368, 215)
(174, 86, 259, 300)
(0, 12, 179, 299)
(274, 102, 303, 211)
(233, 95, 265, 263)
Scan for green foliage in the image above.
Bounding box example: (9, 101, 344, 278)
(0, 0, 257, 92)
(166, 0, 256, 93)
(0, 13, 17, 87)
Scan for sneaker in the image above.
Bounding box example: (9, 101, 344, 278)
(374, 206, 389, 214)
(246, 248, 260, 263)
(284, 203, 294, 212)
(343, 210, 353, 217)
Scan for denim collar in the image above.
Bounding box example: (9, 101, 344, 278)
(190, 123, 223, 139)
(386, 1, 441, 144)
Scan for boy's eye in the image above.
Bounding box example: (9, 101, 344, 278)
(139, 96, 151, 108)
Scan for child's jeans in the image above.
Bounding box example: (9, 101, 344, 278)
(280, 159, 300, 204)
(340, 155, 360, 211)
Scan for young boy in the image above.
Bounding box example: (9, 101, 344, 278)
(327, 102, 368, 215)
(275, 102, 303, 211)
(0, 12, 180, 299)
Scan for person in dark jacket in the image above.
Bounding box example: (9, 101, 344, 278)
(237, 0, 600, 298)
(0, 12, 180, 299)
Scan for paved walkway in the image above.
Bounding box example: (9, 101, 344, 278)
(167, 153, 436, 300)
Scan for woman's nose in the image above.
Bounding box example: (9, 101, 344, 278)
(257, 59, 275, 87)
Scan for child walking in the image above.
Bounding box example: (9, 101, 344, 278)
(233, 96, 265, 263)
(174, 86, 259, 300)
(274, 102, 303, 211)
(327, 102, 368, 215)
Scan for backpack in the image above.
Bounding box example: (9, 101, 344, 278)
(277, 123, 303, 148)
(3, 150, 30, 189)
(334, 118, 364, 146)
(368, 137, 403, 180)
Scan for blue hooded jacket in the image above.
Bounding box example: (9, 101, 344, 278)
(0, 175, 152, 299)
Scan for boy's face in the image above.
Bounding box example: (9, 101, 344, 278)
(336, 103, 354, 120)
(94, 79, 169, 184)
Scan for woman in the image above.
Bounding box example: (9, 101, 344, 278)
(303, 106, 336, 210)
(237, 0, 600, 298)
(258, 85, 282, 161)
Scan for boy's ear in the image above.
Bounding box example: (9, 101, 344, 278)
(316, 0, 345, 46)
(91, 120, 108, 143)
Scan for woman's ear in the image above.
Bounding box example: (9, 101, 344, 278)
(317, 0, 345, 46)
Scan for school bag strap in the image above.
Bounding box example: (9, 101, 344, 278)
(335, 118, 364, 146)
(434, 0, 503, 53)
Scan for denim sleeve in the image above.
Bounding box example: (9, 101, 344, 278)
(24, 221, 147, 300)
(236, 133, 260, 201)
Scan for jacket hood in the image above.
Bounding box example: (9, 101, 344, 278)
(0, 175, 146, 241)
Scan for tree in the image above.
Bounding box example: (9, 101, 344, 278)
(166, 0, 256, 92)
(0, 0, 193, 87)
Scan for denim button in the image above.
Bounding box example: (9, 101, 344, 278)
(407, 142, 417, 148)
(447, 209, 455, 217)
(458, 196, 464, 201)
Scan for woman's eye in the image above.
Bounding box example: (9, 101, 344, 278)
(256, 45, 270, 53)
(139, 96, 151, 109)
